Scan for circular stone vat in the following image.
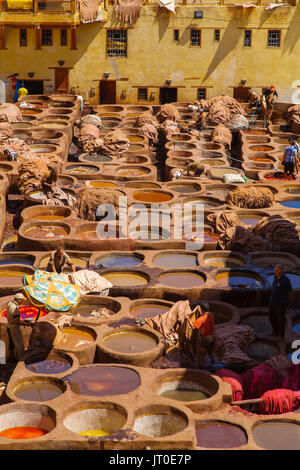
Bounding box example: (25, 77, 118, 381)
(200, 159, 225, 167)
(168, 183, 201, 194)
(116, 166, 151, 177)
(79, 154, 112, 163)
(94, 253, 143, 268)
(23, 223, 70, 239)
(74, 298, 121, 318)
(253, 421, 300, 450)
(65, 365, 140, 396)
(30, 144, 57, 154)
(50, 101, 74, 108)
(248, 340, 278, 361)
(126, 181, 161, 189)
(0, 254, 34, 266)
(119, 155, 148, 164)
(130, 300, 173, 319)
(13, 378, 66, 402)
(153, 252, 198, 268)
(250, 252, 298, 268)
(244, 129, 267, 135)
(102, 328, 159, 354)
(155, 370, 218, 403)
(54, 326, 96, 350)
(98, 106, 124, 113)
(25, 352, 73, 375)
(280, 198, 300, 209)
(14, 130, 31, 139)
(158, 270, 206, 288)
(102, 271, 149, 287)
(249, 145, 275, 152)
(241, 313, 272, 335)
(0, 405, 55, 440)
(63, 404, 127, 437)
(0, 163, 14, 173)
(86, 180, 118, 188)
(199, 143, 221, 151)
(0, 305, 47, 320)
(37, 121, 69, 129)
(23, 206, 72, 222)
(184, 197, 223, 210)
(205, 184, 236, 199)
(11, 121, 33, 129)
(132, 190, 173, 203)
(133, 405, 188, 437)
(216, 271, 264, 288)
(168, 133, 192, 142)
(196, 421, 247, 448)
(202, 252, 245, 268)
(128, 225, 170, 241)
(48, 108, 72, 115)
(65, 164, 99, 174)
(237, 212, 267, 226)
(282, 185, 300, 195)
(0, 265, 34, 286)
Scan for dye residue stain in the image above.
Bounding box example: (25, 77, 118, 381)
(253, 422, 300, 450)
(130, 304, 170, 319)
(0, 427, 48, 439)
(65, 365, 140, 396)
(196, 421, 247, 448)
(159, 272, 205, 288)
(14, 381, 63, 402)
(54, 327, 94, 349)
(26, 355, 72, 374)
(160, 389, 210, 402)
(104, 331, 157, 353)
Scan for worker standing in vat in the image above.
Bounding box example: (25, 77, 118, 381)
(269, 264, 292, 338)
(6, 293, 33, 362)
(47, 247, 76, 274)
(283, 139, 299, 180)
(261, 86, 278, 127)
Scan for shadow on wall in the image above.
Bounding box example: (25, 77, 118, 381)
(202, 9, 253, 83)
(157, 8, 170, 42)
(282, 2, 300, 54)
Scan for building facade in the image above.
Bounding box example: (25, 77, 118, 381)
(0, 0, 299, 104)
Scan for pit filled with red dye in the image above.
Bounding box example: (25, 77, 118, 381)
(0, 426, 48, 439)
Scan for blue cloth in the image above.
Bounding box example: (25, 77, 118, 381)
(284, 145, 297, 163)
(13, 79, 20, 103)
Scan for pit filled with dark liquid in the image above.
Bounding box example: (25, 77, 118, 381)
(280, 200, 300, 209)
(26, 354, 72, 374)
(196, 421, 247, 448)
(216, 271, 264, 288)
(14, 381, 64, 401)
(103, 330, 158, 353)
(65, 365, 140, 396)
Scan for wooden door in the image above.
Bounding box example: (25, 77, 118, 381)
(159, 87, 178, 104)
(99, 80, 116, 104)
(55, 68, 69, 93)
(233, 86, 251, 103)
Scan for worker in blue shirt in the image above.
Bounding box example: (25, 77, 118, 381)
(283, 139, 299, 179)
(269, 264, 292, 338)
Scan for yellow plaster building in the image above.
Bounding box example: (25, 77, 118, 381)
(0, 0, 299, 104)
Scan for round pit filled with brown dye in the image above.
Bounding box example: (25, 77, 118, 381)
(253, 421, 300, 450)
(102, 271, 149, 286)
(54, 327, 95, 350)
(249, 145, 275, 152)
(63, 404, 127, 437)
(23, 224, 69, 239)
(64, 365, 140, 396)
(196, 421, 247, 448)
(13, 378, 66, 402)
(116, 166, 151, 177)
(130, 300, 173, 319)
(158, 270, 206, 288)
(126, 181, 161, 189)
(168, 183, 201, 194)
(119, 155, 148, 164)
(133, 190, 174, 203)
(133, 406, 188, 437)
(203, 253, 245, 268)
(103, 328, 158, 354)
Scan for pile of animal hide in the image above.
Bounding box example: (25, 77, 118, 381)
(227, 186, 275, 209)
(113, 0, 142, 25)
(0, 103, 23, 122)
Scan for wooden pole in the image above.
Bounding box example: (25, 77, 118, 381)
(35, 25, 41, 50)
(71, 25, 77, 50)
(0, 25, 5, 50)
